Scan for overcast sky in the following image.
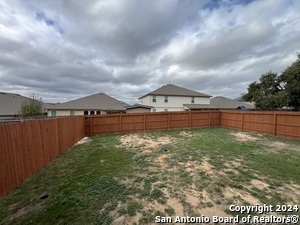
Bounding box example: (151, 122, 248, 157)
(1, 0, 299, 104)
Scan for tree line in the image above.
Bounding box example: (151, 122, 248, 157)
(243, 53, 300, 111)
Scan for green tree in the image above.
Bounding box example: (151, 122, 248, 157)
(280, 53, 300, 111)
(242, 71, 287, 110)
(19, 94, 44, 117)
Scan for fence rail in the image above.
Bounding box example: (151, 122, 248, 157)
(0, 116, 85, 197)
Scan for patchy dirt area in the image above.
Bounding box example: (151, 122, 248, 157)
(75, 137, 91, 145)
(120, 133, 175, 153)
(231, 132, 259, 141)
(2, 128, 299, 225)
(110, 131, 300, 224)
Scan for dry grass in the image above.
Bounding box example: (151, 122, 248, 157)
(0, 127, 299, 225)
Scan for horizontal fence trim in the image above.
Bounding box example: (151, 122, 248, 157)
(276, 123, 300, 127)
(276, 132, 300, 138)
(222, 118, 241, 122)
(243, 120, 275, 125)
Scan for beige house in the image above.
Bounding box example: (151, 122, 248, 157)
(125, 104, 153, 113)
(46, 92, 128, 117)
(138, 84, 212, 112)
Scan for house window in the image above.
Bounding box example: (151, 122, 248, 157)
(51, 110, 57, 117)
(191, 97, 195, 103)
(84, 111, 89, 115)
(96, 111, 101, 114)
(90, 111, 95, 115)
(164, 96, 168, 103)
(164, 109, 168, 111)
(70, 110, 75, 116)
(152, 108, 156, 112)
(152, 95, 156, 102)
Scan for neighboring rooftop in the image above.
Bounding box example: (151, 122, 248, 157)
(0, 92, 49, 117)
(234, 96, 243, 101)
(46, 92, 129, 111)
(183, 104, 218, 110)
(210, 96, 255, 109)
(125, 104, 154, 109)
(139, 84, 211, 99)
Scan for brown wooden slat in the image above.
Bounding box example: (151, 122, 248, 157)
(0, 116, 85, 197)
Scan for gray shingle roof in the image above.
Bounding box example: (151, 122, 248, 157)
(210, 96, 255, 109)
(139, 84, 211, 99)
(0, 92, 48, 116)
(125, 104, 153, 109)
(46, 92, 129, 111)
(183, 104, 218, 109)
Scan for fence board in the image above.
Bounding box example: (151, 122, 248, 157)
(86, 111, 300, 140)
(0, 116, 85, 197)
(221, 110, 300, 140)
(87, 111, 222, 136)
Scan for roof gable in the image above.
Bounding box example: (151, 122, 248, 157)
(139, 84, 211, 99)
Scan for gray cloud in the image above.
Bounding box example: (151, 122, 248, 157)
(0, 0, 299, 104)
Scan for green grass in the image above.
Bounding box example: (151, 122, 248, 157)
(0, 127, 299, 224)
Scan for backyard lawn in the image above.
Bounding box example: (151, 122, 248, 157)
(0, 127, 299, 224)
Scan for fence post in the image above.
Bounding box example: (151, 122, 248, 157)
(143, 114, 146, 132)
(90, 116, 93, 136)
(273, 113, 277, 136)
(189, 111, 192, 128)
(209, 111, 211, 127)
(119, 114, 122, 133)
(168, 113, 171, 129)
(241, 112, 244, 131)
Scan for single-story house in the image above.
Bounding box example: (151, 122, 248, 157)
(45, 92, 129, 117)
(125, 104, 153, 113)
(138, 84, 212, 112)
(210, 96, 255, 110)
(0, 92, 49, 119)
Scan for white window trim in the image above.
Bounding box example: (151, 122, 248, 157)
(152, 95, 157, 102)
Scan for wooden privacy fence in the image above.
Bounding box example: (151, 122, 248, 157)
(85, 110, 300, 140)
(1, 110, 300, 198)
(85, 111, 221, 136)
(0, 116, 85, 197)
(221, 110, 300, 140)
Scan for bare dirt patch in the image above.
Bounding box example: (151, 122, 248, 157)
(179, 131, 194, 138)
(224, 187, 261, 205)
(265, 141, 300, 152)
(155, 154, 170, 169)
(250, 179, 269, 190)
(120, 133, 174, 151)
(231, 132, 260, 141)
(9, 201, 43, 220)
(75, 137, 91, 145)
(197, 159, 215, 175)
(277, 184, 300, 204)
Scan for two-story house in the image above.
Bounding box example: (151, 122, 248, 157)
(138, 84, 212, 112)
